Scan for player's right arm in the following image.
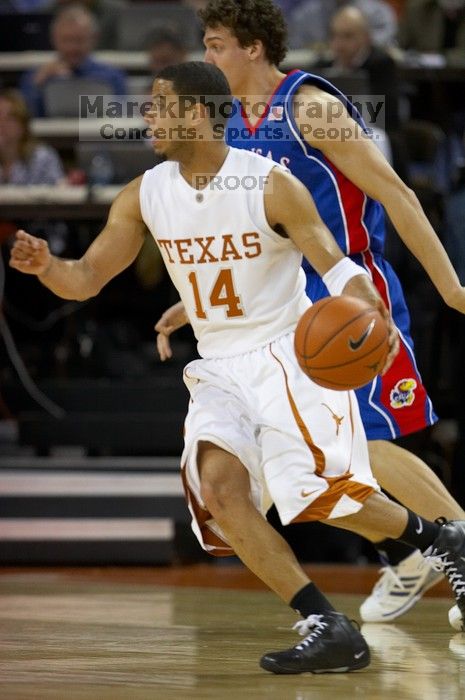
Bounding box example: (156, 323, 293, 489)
(9, 176, 147, 301)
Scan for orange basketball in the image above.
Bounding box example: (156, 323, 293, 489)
(294, 296, 390, 390)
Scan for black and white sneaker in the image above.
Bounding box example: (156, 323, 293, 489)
(260, 612, 370, 674)
(426, 520, 465, 624)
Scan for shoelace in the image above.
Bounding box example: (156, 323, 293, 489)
(292, 614, 329, 650)
(426, 550, 465, 598)
(372, 566, 405, 598)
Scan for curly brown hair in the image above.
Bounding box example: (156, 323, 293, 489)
(199, 0, 288, 66)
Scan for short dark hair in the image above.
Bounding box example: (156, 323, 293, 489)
(199, 0, 288, 67)
(156, 61, 233, 129)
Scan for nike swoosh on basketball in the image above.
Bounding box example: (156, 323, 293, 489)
(349, 319, 376, 351)
(415, 517, 423, 534)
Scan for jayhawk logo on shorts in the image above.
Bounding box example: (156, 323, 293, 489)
(390, 378, 417, 409)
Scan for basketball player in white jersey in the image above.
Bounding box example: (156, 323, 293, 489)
(10, 62, 465, 674)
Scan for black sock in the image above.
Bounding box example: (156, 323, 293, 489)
(290, 582, 335, 618)
(398, 510, 440, 552)
(376, 538, 416, 566)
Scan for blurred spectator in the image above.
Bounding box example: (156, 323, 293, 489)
(288, 0, 397, 50)
(45, 0, 128, 49)
(0, 89, 64, 185)
(19, 4, 127, 117)
(399, 0, 465, 53)
(320, 6, 401, 130)
(146, 26, 188, 76)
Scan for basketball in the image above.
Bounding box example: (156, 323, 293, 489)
(294, 296, 390, 390)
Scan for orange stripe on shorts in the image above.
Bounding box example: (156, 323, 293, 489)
(269, 344, 326, 475)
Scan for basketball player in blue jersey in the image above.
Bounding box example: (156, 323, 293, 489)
(10, 61, 465, 671)
(155, 0, 465, 627)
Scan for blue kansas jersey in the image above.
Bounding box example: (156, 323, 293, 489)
(225, 70, 436, 439)
(226, 70, 386, 263)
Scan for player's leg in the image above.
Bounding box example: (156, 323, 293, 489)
(350, 254, 457, 620)
(305, 255, 458, 622)
(262, 489, 465, 669)
(261, 333, 464, 633)
(182, 361, 370, 674)
(369, 439, 465, 520)
(197, 440, 310, 602)
(323, 492, 465, 626)
(324, 490, 430, 541)
(197, 440, 370, 674)
(360, 440, 465, 623)
(261, 490, 465, 670)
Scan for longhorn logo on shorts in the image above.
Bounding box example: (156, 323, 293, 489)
(321, 403, 344, 436)
(390, 378, 417, 408)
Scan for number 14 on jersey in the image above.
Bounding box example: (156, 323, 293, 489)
(188, 269, 244, 319)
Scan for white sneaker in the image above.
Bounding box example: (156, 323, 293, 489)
(448, 604, 464, 631)
(360, 549, 443, 622)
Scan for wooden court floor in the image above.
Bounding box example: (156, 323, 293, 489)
(0, 566, 464, 700)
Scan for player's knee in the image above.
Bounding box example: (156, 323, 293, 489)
(200, 476, 239, 516)
(197, 441, 249, 515)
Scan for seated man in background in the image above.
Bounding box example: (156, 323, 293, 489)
(20, 4, 127, 117)
(45, 0, 128, 50)
(321, 6, 400, 132)
(317, 6, 409, 178)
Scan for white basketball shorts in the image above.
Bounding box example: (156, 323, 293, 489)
(180, 332, 380, 555)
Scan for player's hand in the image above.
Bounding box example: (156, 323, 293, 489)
(154, 301, 189, 361)
(342, 272, 380, 308)
(9, 230, 53, 276)
(342, 273, 399, 374)
(445, 286, 465, 315)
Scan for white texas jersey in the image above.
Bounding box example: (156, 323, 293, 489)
(139, 147, 310, 358)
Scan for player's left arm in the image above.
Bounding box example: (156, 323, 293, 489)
(294, 85, 465, 313)
(264, 167, 399, 368)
